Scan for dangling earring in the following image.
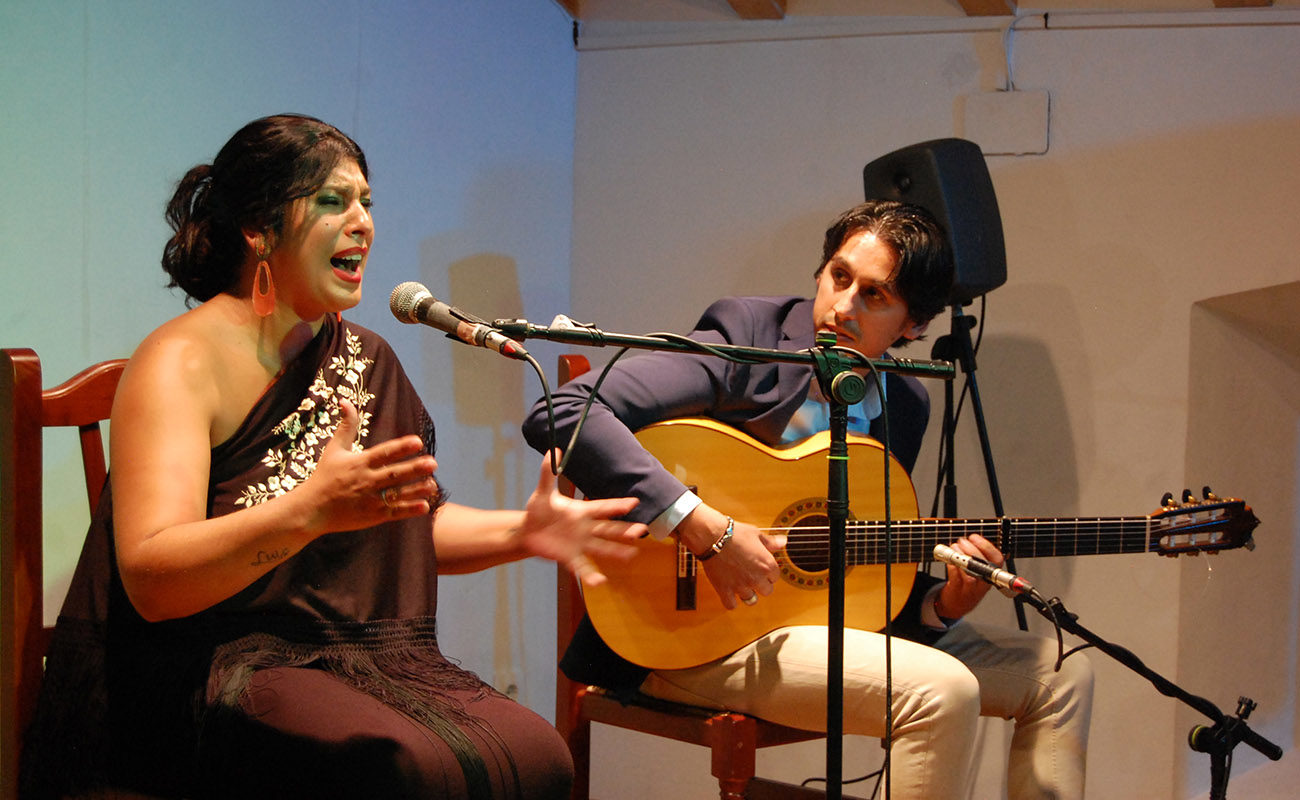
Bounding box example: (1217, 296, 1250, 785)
(252, 239, 276, 317)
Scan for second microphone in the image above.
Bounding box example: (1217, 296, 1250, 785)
(390, 281, 529, 360)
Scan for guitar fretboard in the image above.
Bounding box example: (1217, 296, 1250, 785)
(783, 516, 1158, 566)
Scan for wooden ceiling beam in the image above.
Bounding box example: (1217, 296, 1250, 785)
(726, 0, 787, 20)
(957, 0, 1019, 15)
(557, 1, 1272, 24)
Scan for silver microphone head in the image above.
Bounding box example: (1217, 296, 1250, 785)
(389, 281, 431, 322)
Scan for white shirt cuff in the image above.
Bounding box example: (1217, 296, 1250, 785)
(649, 490, 702, 539)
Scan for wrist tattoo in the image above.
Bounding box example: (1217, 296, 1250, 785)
(250, 547, 292, 567)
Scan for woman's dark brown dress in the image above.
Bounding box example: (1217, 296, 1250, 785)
(21, 316, 572, 799)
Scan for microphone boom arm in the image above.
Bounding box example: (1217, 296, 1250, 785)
(493, 318, 955, 380)
(1013, 586, 1282, 799)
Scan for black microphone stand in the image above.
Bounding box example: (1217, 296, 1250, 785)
(810, 331, 869, 800)
(498, 317, 954, 800)
(1016, 591, 1283, 798)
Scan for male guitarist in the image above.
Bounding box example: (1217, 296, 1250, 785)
(522, 200, 1093, 799)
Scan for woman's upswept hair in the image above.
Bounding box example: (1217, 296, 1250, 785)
(161, 114, 367, 303)
(816, 199, 955, 329)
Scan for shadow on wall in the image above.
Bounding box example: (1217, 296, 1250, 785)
(449, 253, 525, 447)
(961, 322, 1082, 518)
(917, 283, 1084, 599)
(448, 253, 531, 699)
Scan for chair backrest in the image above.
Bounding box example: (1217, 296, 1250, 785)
(1, 348, 126, 797)
(553, 354, 592, 728)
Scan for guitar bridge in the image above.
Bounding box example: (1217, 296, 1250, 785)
(676, 541, 698, 611)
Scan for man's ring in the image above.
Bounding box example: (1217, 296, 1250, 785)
(382, 487, 398, 508)
(741, 593, 758, 606)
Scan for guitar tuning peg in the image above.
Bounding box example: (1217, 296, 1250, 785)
(1202, 486, 1219, 501)
(1161, 492, 1176, 508)
(1182, 489, 1196, 504)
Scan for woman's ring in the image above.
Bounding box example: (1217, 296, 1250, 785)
(381, 487, 398, 508)
(741, 593, 758, 606)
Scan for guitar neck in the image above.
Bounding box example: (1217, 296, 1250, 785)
(631, 417, 1253, 571)
(843, 516, 1156, 565)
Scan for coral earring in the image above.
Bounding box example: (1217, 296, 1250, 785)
(252, 259, 276, 317)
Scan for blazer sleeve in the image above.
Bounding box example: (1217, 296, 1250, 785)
(521, 296, 804, 523)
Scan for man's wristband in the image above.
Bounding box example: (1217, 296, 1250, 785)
(695, 516, 735, 562)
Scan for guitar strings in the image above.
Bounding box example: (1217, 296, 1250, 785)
(754, 513, 1229, 560)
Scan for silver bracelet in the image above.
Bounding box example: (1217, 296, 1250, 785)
(695, 516, 735, 562)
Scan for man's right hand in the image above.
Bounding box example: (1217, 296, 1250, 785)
(675, 503, 786, 609)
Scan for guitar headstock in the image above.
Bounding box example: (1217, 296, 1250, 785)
(1151, 487, 1259, 556)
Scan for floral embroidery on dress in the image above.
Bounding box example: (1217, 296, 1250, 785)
(235, 327, 375, 507)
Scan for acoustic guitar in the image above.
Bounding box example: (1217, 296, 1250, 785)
(581, 417, 1259, 670)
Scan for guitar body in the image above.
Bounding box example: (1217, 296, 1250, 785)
(579, 419, 1259, 669)
(583, 418, 921, 670)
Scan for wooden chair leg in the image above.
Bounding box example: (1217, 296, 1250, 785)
(707, 713, 757, 800)
(566, 712, 592, 800)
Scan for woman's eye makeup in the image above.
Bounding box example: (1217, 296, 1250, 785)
(315, 191, 372, 211)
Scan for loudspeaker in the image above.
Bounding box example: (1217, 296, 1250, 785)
(862, 138, 1006, 305)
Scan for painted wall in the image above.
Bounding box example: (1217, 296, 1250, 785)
(565, 10, 1300, 800)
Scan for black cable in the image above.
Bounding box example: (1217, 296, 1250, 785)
(520, 351, 560, 476)
(858, 354, 893, 800)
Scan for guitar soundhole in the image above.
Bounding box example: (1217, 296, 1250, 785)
(773, 499, 843, 590)
(785, 515, 831, 572)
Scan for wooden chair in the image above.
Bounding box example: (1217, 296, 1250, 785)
(1, 348, 126, 800)
(552, 354, 840, 800)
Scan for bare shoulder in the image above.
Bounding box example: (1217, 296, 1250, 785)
(123, 306, 224, 394)
(115, 299, 252, 436)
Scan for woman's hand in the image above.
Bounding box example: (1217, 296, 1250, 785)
(516, 450, 645, 587)
(292, 398, 438, 535)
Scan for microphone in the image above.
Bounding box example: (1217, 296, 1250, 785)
(933, 543, 1037, 597)
(389, 282, 528, 360)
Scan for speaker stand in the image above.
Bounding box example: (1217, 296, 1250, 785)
(931, 301, 1028, 629)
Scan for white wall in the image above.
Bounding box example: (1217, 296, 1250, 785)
(0, 0, 577, 720)
(567, 9, 1300, 799)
